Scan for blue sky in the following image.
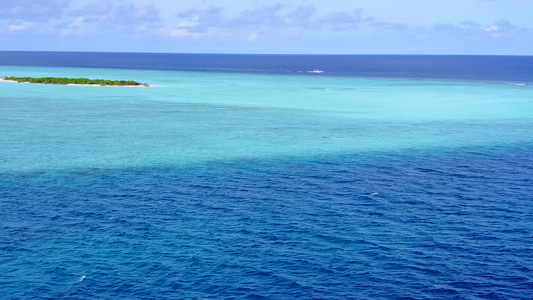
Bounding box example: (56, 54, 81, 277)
(1, 0, 532, 54)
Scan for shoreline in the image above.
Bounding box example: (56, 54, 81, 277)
(0, 77, 160, 87)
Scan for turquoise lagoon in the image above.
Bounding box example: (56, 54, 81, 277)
(1, 65, 532, 173)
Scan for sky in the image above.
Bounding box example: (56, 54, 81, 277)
(0, 0, 532, 54)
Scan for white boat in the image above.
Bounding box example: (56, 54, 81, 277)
(308, 70, 324, 74)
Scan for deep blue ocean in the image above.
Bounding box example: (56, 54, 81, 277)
(1, 51, 533, 83)
(1, 52, 532, 299)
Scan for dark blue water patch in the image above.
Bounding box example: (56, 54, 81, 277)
(1, 146, 532, 299)
(1, 51, 533, 84)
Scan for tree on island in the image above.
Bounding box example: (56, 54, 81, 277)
(3, 76, 149, 86)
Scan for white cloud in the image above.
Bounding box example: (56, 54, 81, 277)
(70, 1, 113, 16)
(177, 17, 199, 28)
(0, 0, 70, 21)
(115, 4, 159, 23)
(485, 24, 499, 36)
(2, 1, 531, 55)
(164, 27, 201, 38)
(61, 17, 86, 36)
(247, 32, 259, 41)
(8, 22, 35, 31)
(485, 19, 522, 37)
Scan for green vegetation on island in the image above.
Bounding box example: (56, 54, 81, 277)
(2, 76, 149, 86)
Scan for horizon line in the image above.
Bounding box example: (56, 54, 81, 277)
(0, 50, 531, 57)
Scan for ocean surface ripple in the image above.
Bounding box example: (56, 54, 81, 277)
(1, 53, 533, 299)
(1, 147, 532, 299)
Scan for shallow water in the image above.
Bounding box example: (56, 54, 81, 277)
(1, 66, 532, 172)
(1, 61, 533, 299)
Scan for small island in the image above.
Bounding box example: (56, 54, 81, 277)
(1, 76, 149, 87)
